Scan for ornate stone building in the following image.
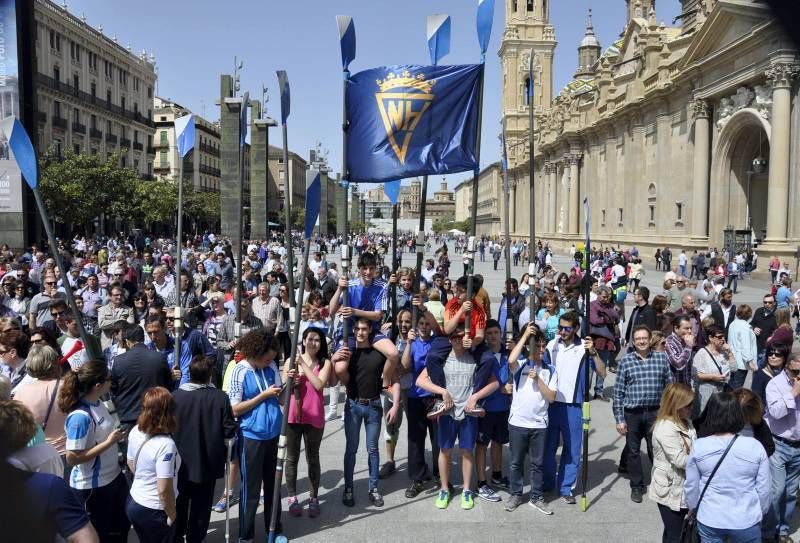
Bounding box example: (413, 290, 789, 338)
(502, 0, 800, 259)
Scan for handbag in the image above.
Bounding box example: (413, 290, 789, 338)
(702, 347, 733, 393)
(680, 434, 739, 543)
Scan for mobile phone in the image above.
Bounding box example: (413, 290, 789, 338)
(116, 422, 131, 433)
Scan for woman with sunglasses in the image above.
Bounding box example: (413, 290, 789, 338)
(131, 292, 149, 326)
(649, 383, 696, 543)
(752, 346, 787, 408)
(58, 358, 130, 542)
(8, 280, 30, 327)
(692, 324, 735, 416)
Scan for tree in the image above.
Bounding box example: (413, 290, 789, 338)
(38, 150, 138, 229)
(372, 207, 383, 219)
(290, 206, 304, 231)
(132, 179, 178, 226)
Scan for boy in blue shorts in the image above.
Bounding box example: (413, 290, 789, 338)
(416, 328, 499, 510)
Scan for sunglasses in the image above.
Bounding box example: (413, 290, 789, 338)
(44, 282, 56, 286)
(767, 351, 783, 357)
(788, 368, 800, 376)
(50, 310, 66, 318)
(557, 325, 573, 332)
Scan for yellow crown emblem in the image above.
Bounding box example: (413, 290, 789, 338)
(375, 70, 436, 93)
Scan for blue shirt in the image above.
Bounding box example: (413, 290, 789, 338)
(777, 286, 792, 309)
(342, 277, 388, 335)
(228, 361, 282, 440)
(684, 434, 770, 530)
(408, 337, 433, 398)
(483, 350, 511, 412)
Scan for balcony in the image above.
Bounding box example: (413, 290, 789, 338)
(89, 128, 102, 139)
(199, 164, 221, 177)
(52, 115, 67, 130)
(37, 111, 47, 124)
(120, 138, 131, 148)
(154, 139, 169, 149)
(199, 142, 220, 157)
(146, 146, 156, 155)
(105, 133, 117, 144)
(71, 122, 86, 134)
(133, 142, 143, 151)
(154, 162, 170, 172)
(140, 174, 155, 181)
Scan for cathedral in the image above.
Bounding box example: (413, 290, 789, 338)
(498, 0, 799, 260)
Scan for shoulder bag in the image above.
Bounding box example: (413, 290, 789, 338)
(680, 434, 739, 543)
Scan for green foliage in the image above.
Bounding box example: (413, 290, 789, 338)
(372, 207, 383, 219)
(133, 179, 178, 225)
(290, 205, 304, 230)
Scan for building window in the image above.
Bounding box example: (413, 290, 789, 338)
(107, 89, 112, 105)
(148, 86, 153, 99)
(121, 96, 126, 111)
(676, 202, 683, 221)
(73, 108, 80, 124)
(73, 143, 80, 154)
(90, 81, 96, 97)
(601, 209, 606, 226)
(73, 74, 79, 91)
(159, 150, 168, 166)
(526, 0, 534, 11)
(91, 115, 97, 129)
(618, 208, 623, 224)
(49, 30, 55, 49)
(106, 120, 112, 133)
(160, 131, 168, 145)
(53, 66, 60, 82)
(524, 77, 531, 105)
(279, 169, 285, 179)
(649, 205, 655, 222)
(53, 101, 61, 118)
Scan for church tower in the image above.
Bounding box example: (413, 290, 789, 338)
(575, 10, 601, 80)
(499, 0, 557, 169)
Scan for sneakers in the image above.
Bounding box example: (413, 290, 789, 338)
(562, 494, 576, 505)
(405, 481, 424, 499)
(307, 497, 320, 518)
(461, 490, 475, 510)
(325, 409, 338, 422)
(490, 474, 510, 490)
(434, 489, 451, 509)
(427, 400, 448, 419)
(505, 494, 524, 512)
(477, 484, 502, 502)
(631, 487, 643, 503)
(530, 498, 553, 515)
(212, 492, 239, 513)
(287, 496, 303, 517)
(378, 461, 396, 479)
(368, 488, 384, 507)
(342, 486, 355, 507)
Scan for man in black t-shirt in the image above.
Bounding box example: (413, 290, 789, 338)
(333, 317, 400, 509)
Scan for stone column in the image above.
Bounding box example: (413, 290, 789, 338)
(219, 75, 241, 240)
(559, 160, 569, 233)
(765, 61, 799, 243)
(568, 153, 581, 234)
(549, 162, 557, 233)
(509, 180, 517, 234)
(690, 99, 710, 241)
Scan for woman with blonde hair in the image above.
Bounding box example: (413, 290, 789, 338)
(650, 383, 697, 543)
(13, 344, 68, 472)
(766, 307, 794, 354)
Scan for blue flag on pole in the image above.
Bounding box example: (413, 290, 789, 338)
(277, 71, 290, 125)
(304, 171, 321, 239)
(0, 116, 37, 189)
(174, 114, 195, 158)
(427, 14, 451, 66)
(239, 92, 249, 147)
(346, 64, 481, 183)
(476, 0, 495, 61)
(336, 16, 356, 71)
(383, 180, 401, 204)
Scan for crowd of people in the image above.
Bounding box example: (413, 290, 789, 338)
(0, 231, 799, 543)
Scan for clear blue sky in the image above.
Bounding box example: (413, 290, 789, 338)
(65, 0, 679, 195)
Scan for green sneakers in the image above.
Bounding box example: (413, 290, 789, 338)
(461, 490, 475, 510)
(435, 489, 451, 509)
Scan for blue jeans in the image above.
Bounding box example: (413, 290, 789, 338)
(595, 350, 613, 396)
(697, 521, 761, 543)
(509, 424, 546, 500)
(543, 402, 583, 496)
(680, 265, 686, 277)
(343, 398, 382, 491)
(770, 438, 800, 536)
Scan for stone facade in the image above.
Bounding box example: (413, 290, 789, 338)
(454, 163, 502, 237)
(34, 0, 156, 176)
(219, 75, 250, 240)
(500, 0, 800, 260)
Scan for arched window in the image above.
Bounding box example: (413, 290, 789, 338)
(527, 0, 534, 11)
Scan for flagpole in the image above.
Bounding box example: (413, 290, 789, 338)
(527, 48, 537, 357)
(502, 117, 511, 285)
(235, 94, 249, 333)
(412, 175, 428, 328)
(174, 156, 184, 372)
(581, 197, 592, 512)
(336, 15, 355, 341)
(391, 201, 398, 327)
(281, 123, 295, 306)
(32, 187, 98, 359)
(465, 0, 493, 334)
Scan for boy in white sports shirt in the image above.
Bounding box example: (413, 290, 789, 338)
(504, 323, 557, 514)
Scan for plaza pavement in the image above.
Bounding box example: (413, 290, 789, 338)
(193, 243, 795, 542)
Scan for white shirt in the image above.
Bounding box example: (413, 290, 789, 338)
(545, 337, 588, 404)
(65, 400, 120, 489)
(509, 359, 557, 429)
(127, 426, 181, 510)
(679, 253, 687, 266)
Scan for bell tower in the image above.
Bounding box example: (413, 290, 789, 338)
(499, 0, 557, 169)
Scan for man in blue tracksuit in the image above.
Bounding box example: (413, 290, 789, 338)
(542, 310, 604, 504)
(227, 329, 284, 542)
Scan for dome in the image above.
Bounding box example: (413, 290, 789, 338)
(580, 33, 601, 49)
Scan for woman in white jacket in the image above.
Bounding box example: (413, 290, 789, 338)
(649, 383, 697, 543)
(727, 304, 757, 390)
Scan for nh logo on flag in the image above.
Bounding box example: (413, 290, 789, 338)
(375, 70, 436, 164)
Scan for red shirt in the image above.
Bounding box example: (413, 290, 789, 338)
(444, 297, 486, 338)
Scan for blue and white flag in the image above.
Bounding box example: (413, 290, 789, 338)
(476, 0, 495, 61)
(528, 48, 535, 102)
(427, 14, 451, 66)
(239, 92, 249, 147)
(174, 114, 195, 158)
(346, 64, 482, 183)
(383, 180, 401, 204)
(336, 15, 356, 71)
(304, 171, 321, 239)
(277, 71, 290, 125)
(0, 116, 37, 189)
